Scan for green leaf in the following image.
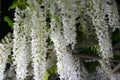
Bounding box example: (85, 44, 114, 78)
(4, 16, 13, 30)
(8, 0, 27, 10)
(44, 71, 50, 80)
(84, 61, 99, 73)
(48, 66, 57, 74)
(37, 0, 43, 5)
(76, 27, 87, 41)
(55, 16, 60, 25)
(8, 1, 19, 10)
(46, 37, 53, 45)
(90, 45, 99, 53)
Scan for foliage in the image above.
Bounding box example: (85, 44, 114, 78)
(48, 66, 58, 74)
(3, 0, 27, 34)
(4, 16, 13, 30)
(84, 61, 99, 73)
(8, 0, 27, 10)
(37, 0, 43, 5)
(44, 71, 50, 80)
(89, 45, 100, 54)
(76, 25, 88, 42)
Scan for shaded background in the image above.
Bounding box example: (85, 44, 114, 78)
(0, 0, 14, 40)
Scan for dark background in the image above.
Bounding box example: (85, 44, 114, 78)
(0, 0, 14, 40)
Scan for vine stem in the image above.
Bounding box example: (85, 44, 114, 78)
(48, 48, 120, 63)
(102, 63, 120, 80)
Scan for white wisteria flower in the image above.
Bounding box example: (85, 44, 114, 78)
(27, 0, 48, 79)
(0, 33, 12, 80)
(13, 7, 31, 80)
(88, 0, 114, 79)
(0, 44, 11, 80)
(50, 1, 88, 79)
(55, 0, 77, 49)
(88, 0, 113, 60)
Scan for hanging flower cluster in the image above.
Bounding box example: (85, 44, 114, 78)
(87, 0, 119, 79)
(104, 0, 120, 30)
(55, 0, 77, 49)
(27, 0, 48, 79)
(1, 0, 120, 80)
(50, 0, 88, 80)
(0, 33, 12, 80)
(50, 23, 85, 80)
(13, 7, 31, 80)
(89, 0, 113, 59)
(88, 1, 111, 71)
(13, 0, 49, 79)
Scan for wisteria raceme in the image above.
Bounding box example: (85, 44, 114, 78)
(99, 60, 120, 80)
(88, 0, 113, 79)
(104, 0, 120, 30)
(0, 44, 10, 80)
(55, 0, 77, 49)
(88, 66, 104, 80)
(89, 0, 113, 61)
(1, 0, 120, 80)
(13, 8, 30, 80)
(0, 34, 12, 80)
(27, 0, 48, 79)
(50, 1, 88, 79)
(99, 60, 111, 74)
(87, 0, 119, 30)
(50, 27, 85, 80)
(110, 73, 120, 80)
